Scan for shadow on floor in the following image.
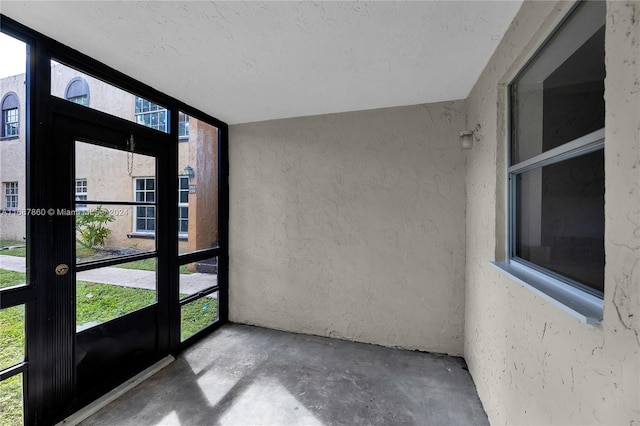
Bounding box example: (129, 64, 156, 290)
(80, 324, 488, 425)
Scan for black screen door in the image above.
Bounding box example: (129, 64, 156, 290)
(46, 106, 173, 419)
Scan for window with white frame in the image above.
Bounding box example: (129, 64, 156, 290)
(178, 176, 189, 235)
(178, 111, 189, 140)
(134, 177, 155, 232)
(133, 177, 189, 235)
(134, 97, 167, 133)
(75, 179, 88, 212)
(509, 1, 605, 298)
(4, 182, 18, 210)
(1, 93, 19, 138)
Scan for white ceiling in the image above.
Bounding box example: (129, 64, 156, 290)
(2, 1, 522, 124)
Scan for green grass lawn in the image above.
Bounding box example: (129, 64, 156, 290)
(0, 374, 23, 426)
(0, 240, 26, 257)
(0, 268, 217, 425)
(0, 269, 26, 290)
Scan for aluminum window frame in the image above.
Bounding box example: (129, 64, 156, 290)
(507, 128, 605, 298)
(492, 0, 606, 324)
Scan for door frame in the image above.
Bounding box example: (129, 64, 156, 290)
(47, 102, 173, 418)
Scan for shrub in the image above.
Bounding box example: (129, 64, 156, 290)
(76, 206, 115, 248)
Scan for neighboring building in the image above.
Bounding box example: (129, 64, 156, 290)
(1, 71, 26, 243)
(1, 63, 219, 253)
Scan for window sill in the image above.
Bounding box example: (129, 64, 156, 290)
(0, 135, 19, 141)
(127, 232, 155, 240)
(490, 261, 603, 325)
(127, 232, 188, 241)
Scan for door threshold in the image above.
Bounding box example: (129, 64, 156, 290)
(56, 355, 175, 426)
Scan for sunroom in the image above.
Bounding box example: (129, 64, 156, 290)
(0, 1, 638, 425)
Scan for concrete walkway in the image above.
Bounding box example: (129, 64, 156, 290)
(0, 255, 217, 296)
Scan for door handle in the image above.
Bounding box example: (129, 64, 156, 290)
(55, 264, 69, 276)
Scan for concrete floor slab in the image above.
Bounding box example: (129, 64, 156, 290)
(80, 324, 488, 425)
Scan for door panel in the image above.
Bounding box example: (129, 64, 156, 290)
(76, 305, 158, 396)
(48, 108, 171, 420)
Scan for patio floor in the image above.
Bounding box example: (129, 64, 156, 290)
(79, 324, 489, 425)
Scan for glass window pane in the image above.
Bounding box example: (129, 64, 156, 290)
(75, 203, 155, 264)
(515, 149, 604, 292)
(0, 374, 24, 426)
(179, 111, 189, 139)
(76, 258, 157, 332)
(76, 141, 156, 204)
(181, 291, 219, 341)
(0, 305, 25, 370)
(0, 257, 26, 290)
(179, 119, 219, 254)
(1, 34, 28, 292)
(51, 60, 169, 134)
(75, 140, 156, 263)
(511, 1, 605, 164)
(179, 257, 218, 300)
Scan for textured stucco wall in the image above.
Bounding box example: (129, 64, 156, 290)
(464, 1, 640, 424)
(0, 73, 27, 241)
(229, 102, 467, 355)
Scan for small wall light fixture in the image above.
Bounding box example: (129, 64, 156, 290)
(460, 124, 481, 150)
(184, 165, 195, 180)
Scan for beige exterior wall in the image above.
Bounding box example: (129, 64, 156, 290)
(464, 1, 640, 424)
(186, 119, 219, 254)
(51, 62, 135, 121)
(229, 101, 467, 355)
(0, 72, 27, 241)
